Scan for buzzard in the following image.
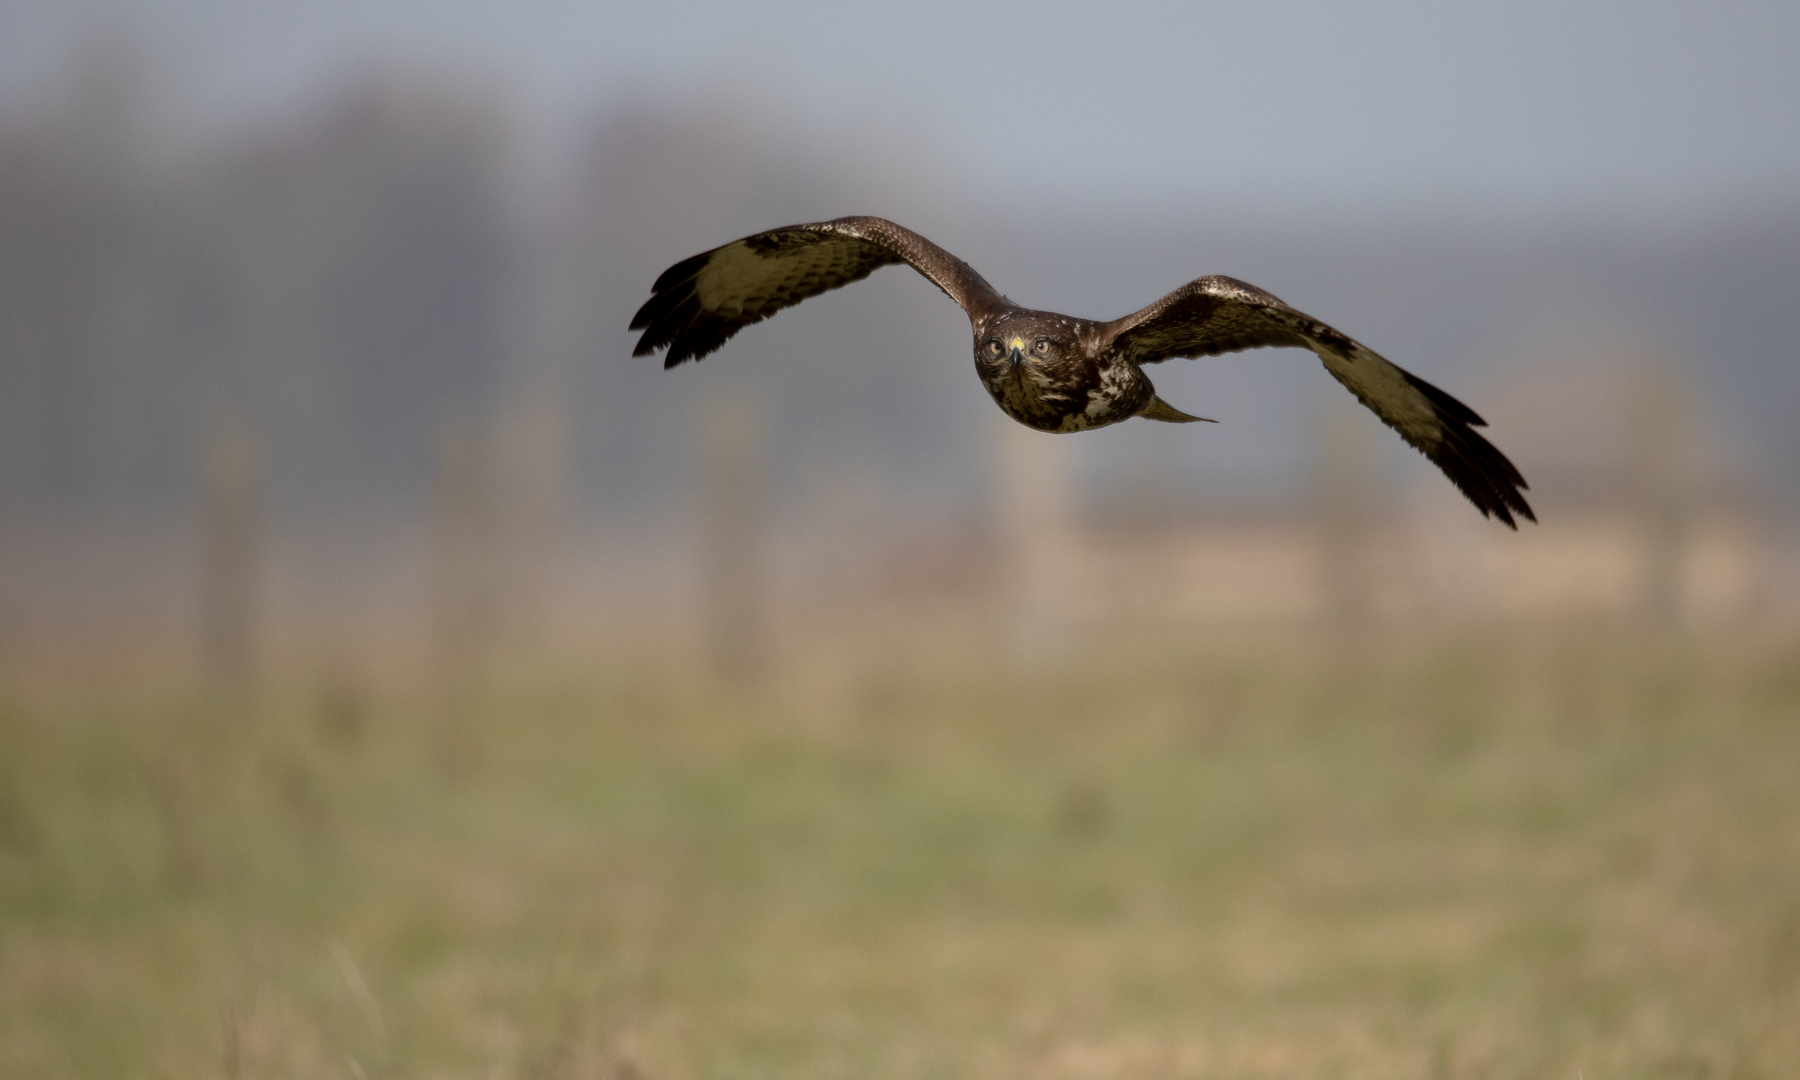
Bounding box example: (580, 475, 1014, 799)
(631, 216, 1533, 527)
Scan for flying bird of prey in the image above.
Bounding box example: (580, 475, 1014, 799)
(631, 216, 1534, 527)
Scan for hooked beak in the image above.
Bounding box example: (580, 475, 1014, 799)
(1007, 337, 1025, 368)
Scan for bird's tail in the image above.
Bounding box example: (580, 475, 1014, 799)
(1138, 396, 1216, 424)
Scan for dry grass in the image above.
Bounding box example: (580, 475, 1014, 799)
(3, 628, 1799, 1079)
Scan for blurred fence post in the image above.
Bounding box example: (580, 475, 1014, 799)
(1315, 397, 1375, 632)
(200, 413, 260, 697)
(492, 389, 570, 658)
(1632, 359, 1693, 630)
(431, 417, 497, 717)
(995, 416, 1075, 666)
(699, 389, 768, 689)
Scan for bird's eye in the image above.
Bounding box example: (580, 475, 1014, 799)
(986, 340, 1004, 357)
(1033, 338, 1051, 355)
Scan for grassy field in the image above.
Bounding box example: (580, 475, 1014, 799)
(2, 629, 1799, 1079)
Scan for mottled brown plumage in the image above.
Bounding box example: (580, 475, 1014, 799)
(631, 216, 1533, 527)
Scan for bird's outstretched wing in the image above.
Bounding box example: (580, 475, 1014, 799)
(631, 216, 1005, 367)
(1105, 275, 1534, 528)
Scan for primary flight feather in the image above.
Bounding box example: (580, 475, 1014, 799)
(631, 215, 1533, 527)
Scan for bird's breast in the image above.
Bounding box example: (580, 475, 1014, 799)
(982, 355, 1149, 433)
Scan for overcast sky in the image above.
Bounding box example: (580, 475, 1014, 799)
(5, 0, 1798, 219)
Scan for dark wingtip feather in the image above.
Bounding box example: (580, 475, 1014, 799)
(627, 294, 660, 332)
(1427, 415, 1535, 529)
(1402, 369, 1488, 428)
(629, 266, 747, 366)
(651, 250, 713, 295)
(660, 311, 738, 367)
(632, 253, 711, 334)
(1395, 371, 1533, 528)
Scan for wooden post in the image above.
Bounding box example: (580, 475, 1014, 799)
(431, 418, 496, 709)
(1316, 397, 1375, 632)
(200, 413, 260, 696)
(1632, 359, 1692, 629)
(491, 389, 570, 658)
(994, 415, 1075, 666)
(699, 390, 768, 689)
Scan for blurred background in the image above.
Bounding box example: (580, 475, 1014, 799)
(2, 3, 1798, 1078)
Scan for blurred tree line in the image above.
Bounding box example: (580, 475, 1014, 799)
(0, 49, 512, 515)
(0, 44, 997, 528)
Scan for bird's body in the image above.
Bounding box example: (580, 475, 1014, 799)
(974, 309, 1149, 433)
(632, 216, 1534, 527)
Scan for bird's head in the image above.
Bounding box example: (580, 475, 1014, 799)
(975, 316, 1075, 381)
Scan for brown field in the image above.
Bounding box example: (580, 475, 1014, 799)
(3, 625, 1799, 1080)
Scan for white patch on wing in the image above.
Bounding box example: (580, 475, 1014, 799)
(694, 242, 767, 315)
(1311, 339, 1442, 448)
